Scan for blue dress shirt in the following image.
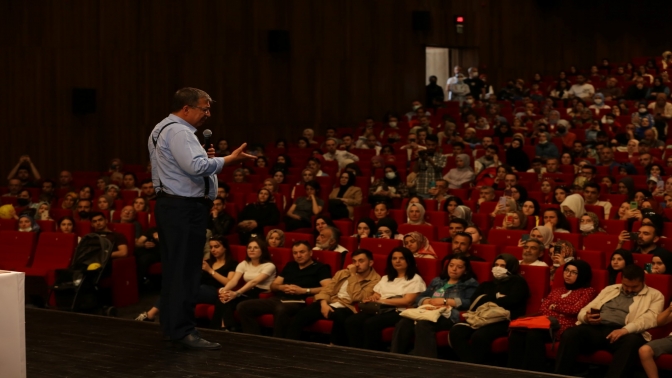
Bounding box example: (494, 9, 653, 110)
(148, 114, 224, 200)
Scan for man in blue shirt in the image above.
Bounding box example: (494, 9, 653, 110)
(148, 87, 254, 350)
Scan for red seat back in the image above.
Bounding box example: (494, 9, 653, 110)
(553, 232, 582, 250)
(415, 258, 441, 286)
(359, 238, 402, 256)
(108, 222, 135, 256)
(311, 250, 341, 276)
(487, 229, 527, 248)
(36, 220, 55, 232)
(0, 230, 37, 270)
(0, 218, 17, 231)
(284, 232, 314, 247)
(429, 241, 450, 260)
(426, 211, 448, 227)
(472, 244, 499, 262)
(601, 219, 627, 235)
(29, 232, 77, 270)
(502, 246, 523, 260)
(520, 265, 551, 315)
(268, 247, 292, 273)
(230, 245, 248, 262)
(576, 250, 605, 270)
(471, 261, 493, 283)
(398, 224, 437, 241)
(583, 234, 621, 252)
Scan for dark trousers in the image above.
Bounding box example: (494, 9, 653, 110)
(237, 297, 305, 338)
(135, 246, 161, 284)
(448, 321, 510, 364)
(507, 329, 553, 372)
(210, 287, 262, 330)
(155, 197, 208, 340)
(555, 324, 646, 378)
(345, 310, 402, 351)
(153, 284, 219, 309)
(284, 217, 311, 232)
(286, 301, 354, 345)
(391, 316, 454, 358)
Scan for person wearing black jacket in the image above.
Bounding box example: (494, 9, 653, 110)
(237, 188, 280, 245)
(448, 253, 530, 364)
(208, 197, 234, 236)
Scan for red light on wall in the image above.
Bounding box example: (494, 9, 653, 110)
(455, 16, 464, 23)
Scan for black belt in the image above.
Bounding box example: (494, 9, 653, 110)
(157, 191, 213, 207)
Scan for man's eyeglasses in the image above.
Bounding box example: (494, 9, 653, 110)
(192, 106, 211, 114)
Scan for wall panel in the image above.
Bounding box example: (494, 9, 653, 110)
(0, 0, 668, 178)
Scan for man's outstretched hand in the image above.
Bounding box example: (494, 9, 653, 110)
(226, 143, 257, 163)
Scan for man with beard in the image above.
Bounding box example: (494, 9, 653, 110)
(616, 225, 668, 255)
(448, 231, 484, 261)
(475, 145, 500, 174)
(413, 135, 446, 198)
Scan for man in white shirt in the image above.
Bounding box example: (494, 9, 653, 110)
(519, 239, 548, 266)
(323, 138, 359, 169)
(445, 65, 463, 99)
(314, 226, 348, 254)
(582, 182, 612, 219)
(568, 75, 595, 101)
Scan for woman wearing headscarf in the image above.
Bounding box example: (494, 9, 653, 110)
(493, 123, 513, 144)
(618, 177, 636, 201)
(17, 214, 40, 234)
(451, 205, 472, 223)
(328, 171, 362, 220)
(406, 202, 430, 226)
(519, 225, 555, 250)
(579, 212, 606, 236)
(588, 93, 610, 116)
(443, 154, 475, 189)
(352, 217, 377, 239)
(652, 250, 672, 275)
(560, 193, 586, 219)
(375, 218, 403, 240)
(507, 260, 597, 372)
(506, 138, 530, 173)
(449, 254, 530, 365)
(403, 232, 437, 259)
(607, 249, 634, 285)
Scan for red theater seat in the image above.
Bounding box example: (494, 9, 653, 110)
(311, 250, 341, 276)
(0, 231, 37, 270)
(20, 232, 77, 279)
(359, 238, 402, 256)
(398, 224, 437, 241)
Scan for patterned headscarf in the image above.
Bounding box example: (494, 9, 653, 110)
(404, 231, 437, 258)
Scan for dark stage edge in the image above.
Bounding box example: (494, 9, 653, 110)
(26, 308, 570, 378)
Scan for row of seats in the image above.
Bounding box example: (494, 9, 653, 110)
(192, 247, 672, 371)
(0, 227, 138, 308)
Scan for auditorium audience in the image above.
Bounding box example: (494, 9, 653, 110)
(508, 260, 596, 372)
(211, 238, 276, 331)
(237, 241, 331, 338)
(237, 188, 280, 245)
(345, 247, 426, 351)
(286, 249, 380, 346)
(554, 265, 663, 377)
(286, 181, 323, 231)
(328, 171, 362, 220)
(449, 254, 530, 364)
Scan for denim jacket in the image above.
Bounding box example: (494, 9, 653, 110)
(415, 277, 479, 323)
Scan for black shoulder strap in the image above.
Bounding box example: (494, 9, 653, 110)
(153, 122, 178, 147)
(152, 122, 178, 192)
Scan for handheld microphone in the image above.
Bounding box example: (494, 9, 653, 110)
(203, 129, 212, 151)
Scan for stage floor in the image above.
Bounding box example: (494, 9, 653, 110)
(26, 308, 567, 377)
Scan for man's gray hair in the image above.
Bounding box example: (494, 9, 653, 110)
(171, 87, 214, 112)
(525, 238, 543, 249)
(325, 226, 341, 246)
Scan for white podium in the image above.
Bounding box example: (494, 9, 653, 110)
(0, 271, 26, 378)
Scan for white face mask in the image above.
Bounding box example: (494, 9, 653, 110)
(385, 172, 396, 180)
(580, 223, 594, 232)
(413, 105, 421, 110)
(389, 121, 397, 128)
(539, 140, 548, 145)
(19, 227, 32, 232)
(492, 266, 508, 279)
(606, 119, 614, 124)
(466, 99, 474, 104)
(594, 98, 603, 105)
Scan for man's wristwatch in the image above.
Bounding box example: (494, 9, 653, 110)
(306, 288, 311, 294)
